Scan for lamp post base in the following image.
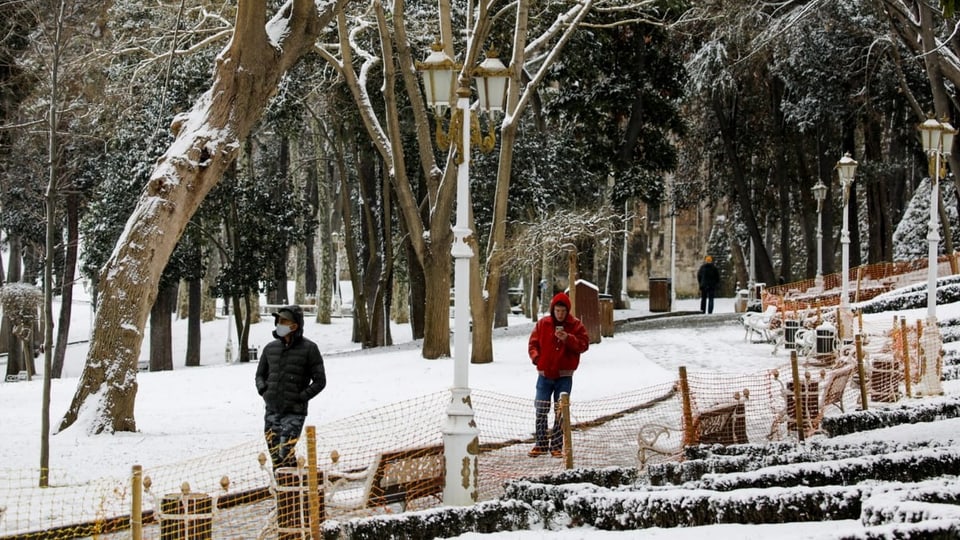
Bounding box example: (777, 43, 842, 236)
(915, 315, 944, 397)
(442, 386, 479, 506)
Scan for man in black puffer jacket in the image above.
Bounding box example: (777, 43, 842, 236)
(255, 304, 326, 469)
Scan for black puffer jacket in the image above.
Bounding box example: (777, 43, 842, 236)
(255, 305, 326, 415)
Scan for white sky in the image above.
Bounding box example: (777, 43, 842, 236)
(1, 283, 959, 538)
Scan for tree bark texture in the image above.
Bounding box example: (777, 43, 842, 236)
(186, 277, 201, 367)
(58, 0, 348, 434)
(149, 283, 176, 372)
(52, 193, 79, 378)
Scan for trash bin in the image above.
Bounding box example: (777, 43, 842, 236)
(599, 294, 614, 337)
(784, 319, 800, 350)
(649, 278, 671, 312)
(816, 322, 836, 361)
(734, 289, 748, 313)
(575, 280, 601, 344)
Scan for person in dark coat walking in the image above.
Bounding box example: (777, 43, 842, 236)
(255, 304, 326, 469)
(697, 255, 721, 314)
(527, 292, 590, 458)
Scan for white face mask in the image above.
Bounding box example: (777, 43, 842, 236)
(275, 324, 293, 337)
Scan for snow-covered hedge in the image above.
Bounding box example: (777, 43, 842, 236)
(513, 467, 642, 488)
(821, 397, 960, 436)
(860, 479, 960, 526)
(691, 447, 960, 491)
(320, 499, 535, 539)
(649, 440, 948, 485)
(563, 485, 863, 529)
(858, 276, 960, 314)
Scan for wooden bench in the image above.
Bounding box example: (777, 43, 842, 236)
(693, 392, 749, 446)
(637, 391, 749, 466)
(324, 445, 445, 516)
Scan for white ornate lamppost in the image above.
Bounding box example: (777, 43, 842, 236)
(915, 116, 954, 397)
(918, 117, 956, 319)
(418, 31, 508, 506)
(835, 154, 857, 312)
(812, 179, 827, 289)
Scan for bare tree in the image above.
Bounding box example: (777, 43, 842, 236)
(322, 0, 663, 360)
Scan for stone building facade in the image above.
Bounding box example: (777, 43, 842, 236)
(624, 198, 721, 300)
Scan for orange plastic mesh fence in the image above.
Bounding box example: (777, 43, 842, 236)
(0, 318, 931, 539)
(763, 254, 958, 311)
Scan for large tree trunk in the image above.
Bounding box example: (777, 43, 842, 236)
(58, 0, 347, 434)
(713, 97, 777, 285)
(149, 283, 176, 372)
(1, 235, 23, 361)
(407, 237, 426, 339)
(185, 277, 201, 367)
(771, 78, 791, 282)
(470, 0, 532, 365)
(51, 193, 79, 378)
(314, 145, 335, 324)
(3, 235, 23, 373)
(422, 251, 451, 358)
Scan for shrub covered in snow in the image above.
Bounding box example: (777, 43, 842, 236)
(821, 397, 960, 436)
(320, 499, 535, 539)
(857, 276, 960, 314)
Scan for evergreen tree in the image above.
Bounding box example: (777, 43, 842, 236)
(893, 177, 960, 261)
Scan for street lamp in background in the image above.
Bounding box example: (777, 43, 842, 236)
(918, 117, 956, 320)
(812, 179, 828, 289)
(835, 153, 857, 312)
(418, 30, 508, 506)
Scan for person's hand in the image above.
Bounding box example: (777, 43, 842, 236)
(531, 354, 539, 365)
(555, 326, 567, 340)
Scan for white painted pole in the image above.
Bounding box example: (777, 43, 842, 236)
(927, 152, 940, 320)
(840, 185, 851, 310)
(670, 208, 676, 310)
(815, 205, 823, 289)
(442, 86, 479, 507)
(622, 200, 629, 306)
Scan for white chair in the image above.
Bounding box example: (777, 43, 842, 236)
(741, 305, 779, 342)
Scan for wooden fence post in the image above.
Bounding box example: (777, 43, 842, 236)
(790, 351, 805, 442)
(678, 367, 695, 447)
(560, 392, 573, 469)
(855, 334, 868, 411)
(131, 465, 143, 540)
(900, 319, 912, 398)
(306, 426, 322, 537)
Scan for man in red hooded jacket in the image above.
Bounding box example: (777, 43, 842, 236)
(527, 291, 590, 457)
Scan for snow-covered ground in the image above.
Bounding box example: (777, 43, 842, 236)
(1, 283, 958, 538)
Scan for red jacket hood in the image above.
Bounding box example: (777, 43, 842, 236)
(550, 292, 571, 319)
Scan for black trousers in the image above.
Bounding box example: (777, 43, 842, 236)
(700, 287, 715, 314)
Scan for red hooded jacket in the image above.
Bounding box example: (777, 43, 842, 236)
(528, 292, 590, 379)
